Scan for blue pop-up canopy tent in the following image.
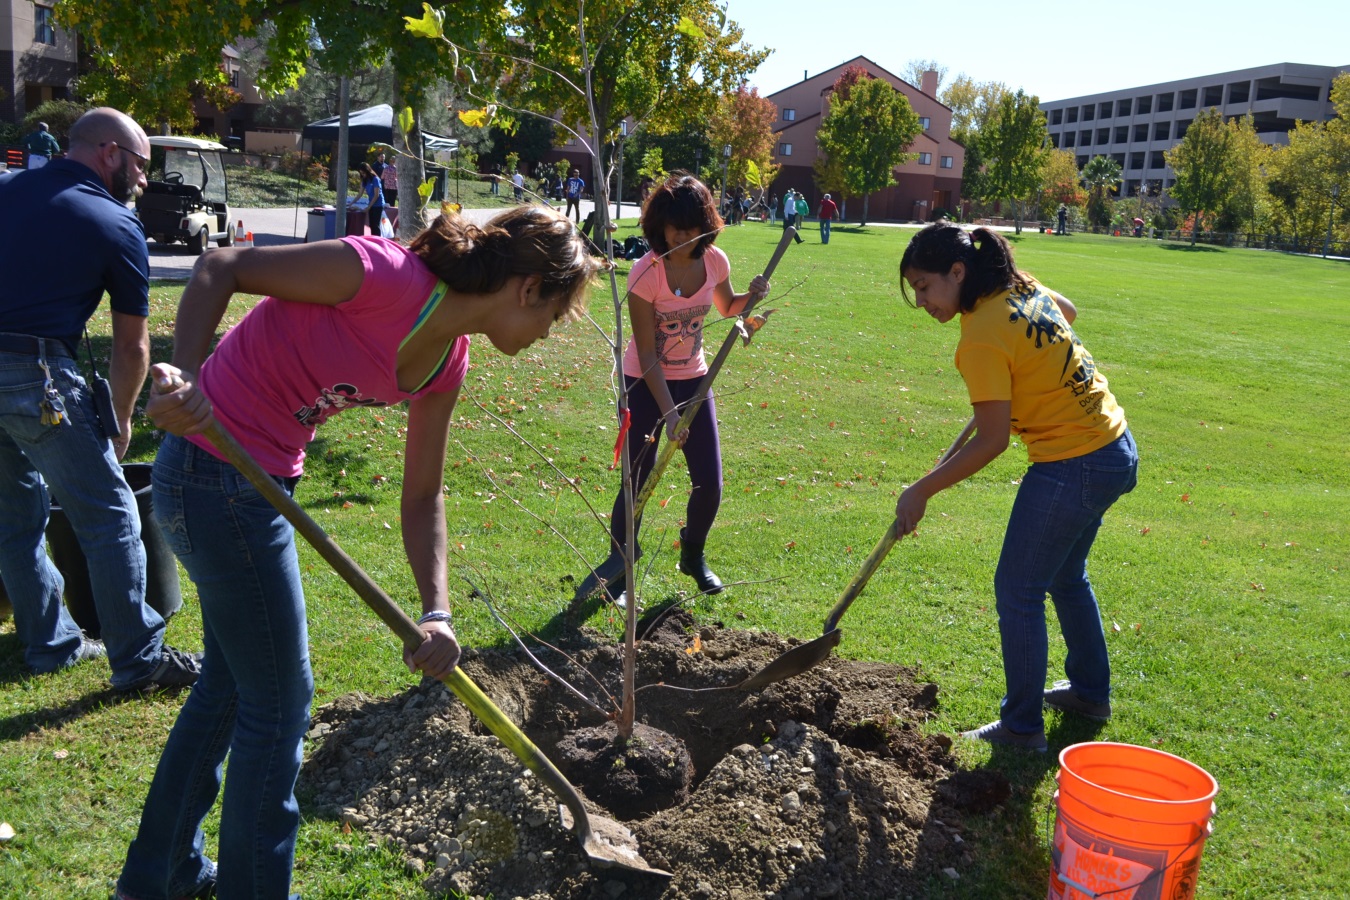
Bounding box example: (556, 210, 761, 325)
(301, 104, 457, 155)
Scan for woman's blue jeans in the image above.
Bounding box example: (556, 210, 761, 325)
(994, 430, 1138, 734)
(119, 436, 312, 900)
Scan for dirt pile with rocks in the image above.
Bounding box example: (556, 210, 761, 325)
(299, 610, 1010, 899)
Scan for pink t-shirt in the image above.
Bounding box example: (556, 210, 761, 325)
(621, 245, 731, 380)
(189, 236, 471, 476)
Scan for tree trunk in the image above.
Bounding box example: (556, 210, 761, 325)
(1191, 208, 1199, 245)
(861, 193, 869, 226)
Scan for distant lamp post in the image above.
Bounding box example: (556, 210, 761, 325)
(695, 146, 702, 179)
(1325, 183, 1341, 259)
(615, 120, 628, 221)
(720, 143, 732, 206)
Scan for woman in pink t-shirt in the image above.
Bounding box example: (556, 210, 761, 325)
(116, 208, 601, 900)
(575, 173, 769, 609)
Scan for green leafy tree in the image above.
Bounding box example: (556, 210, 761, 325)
(815, 72, 922, 225)
(1266, 74, 1350, 251)
(976, 88, 1048, 233)
(1081, 155, 1122, 232)
(1219, 115, 1273, 235)
(941, 76, 1010, 214)
(512, 0, 767, 153)
(637, 147, 667, 183)
(1165, 107, 1238, 245)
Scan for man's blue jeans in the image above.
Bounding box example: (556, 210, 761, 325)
(0, 341, 163, 685)
(994, 430, 1138, 734)
(820, 219, 832, 244)
(119, 436, 312, 900)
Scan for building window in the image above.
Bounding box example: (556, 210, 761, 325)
(1154, 121, 1170, 141)
(1063, 133, 1075, 147)
(1080, 130, 1092, 147)
(1137, 95, 1152, 114)
(1134, 123, 1149, 142)
(1097, 128, 1110, 145)
(1149, 150, 1167, 169)
(228, 67, 240, 88)
(1049, 133, 1060, 148)
(782, 108, 796, 122)
(1157, 92, 1174, 112)
(1099, 101, 1113, 118)
(1129, 152, 1145, 170)
(1066, 107, 1079, 123)
(1179, 89, 1197, 110)
(1117, 98, 1131, 116)
(918, 152, 932, 165)
(779, 142, 793, 156)
(1082, 105, 1095, 121)
(1115, 126, 1128, 143)
(34, 5, 57, 44)
(918, 116, 931, 130)
(940, 155, 954, 169)
(1051, 109, 1063, 125)
(1203, 86, 1223, 106)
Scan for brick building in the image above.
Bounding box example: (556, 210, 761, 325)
(766, 56, 965, 222)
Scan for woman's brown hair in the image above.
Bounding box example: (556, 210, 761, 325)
(640, 172, 723, 259)
(408, 206, 603, 321)
(899, 220, 1032, 312)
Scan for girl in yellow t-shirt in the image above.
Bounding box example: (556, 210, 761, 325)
(897, 222, 1138, 752)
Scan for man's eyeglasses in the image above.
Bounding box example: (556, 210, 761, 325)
(100, 141, 149, 168)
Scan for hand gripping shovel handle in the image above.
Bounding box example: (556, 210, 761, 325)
(193, 416, 658, 872)
(631, 225, 798, 521)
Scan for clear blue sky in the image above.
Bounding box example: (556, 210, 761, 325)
(728, 0, 1350, 102)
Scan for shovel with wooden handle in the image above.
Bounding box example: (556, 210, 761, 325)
(736, 416, 974, 689)
(185, 408, 670, 877)
(738, 519, 902, 689)
(629, 225, 798, 523)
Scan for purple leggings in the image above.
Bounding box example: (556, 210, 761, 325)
(606, 375, 723, 554)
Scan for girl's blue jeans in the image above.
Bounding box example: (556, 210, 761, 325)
(995, 429, 1138, 734)
(118, 435, 312, 900)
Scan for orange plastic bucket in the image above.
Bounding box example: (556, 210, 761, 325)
(1047, 742, 1218, 900)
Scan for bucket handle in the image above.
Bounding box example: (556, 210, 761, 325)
(1046, 806, 1213, 898)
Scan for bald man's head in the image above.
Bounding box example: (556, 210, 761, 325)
(65, 107, 151, 202)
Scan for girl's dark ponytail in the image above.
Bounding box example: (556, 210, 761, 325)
(900, 220, 1031, 311)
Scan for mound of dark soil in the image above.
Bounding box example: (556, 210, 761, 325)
(300, 610, 1009, 899)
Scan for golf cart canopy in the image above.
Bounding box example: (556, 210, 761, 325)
(149, 135, 229, 207)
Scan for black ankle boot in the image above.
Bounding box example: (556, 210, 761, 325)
(678, 529, 723, 595)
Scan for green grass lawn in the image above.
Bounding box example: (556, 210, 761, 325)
(1, 223, 1346, 898)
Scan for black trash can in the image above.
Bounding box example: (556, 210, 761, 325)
(46, 462, 182, 639)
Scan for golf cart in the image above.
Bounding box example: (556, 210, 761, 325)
(136, 136, 234, 255)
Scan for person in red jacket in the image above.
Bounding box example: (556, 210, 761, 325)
(818, 193, 839, 244)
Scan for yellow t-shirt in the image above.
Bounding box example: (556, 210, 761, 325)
(956, 283, 1126, 463)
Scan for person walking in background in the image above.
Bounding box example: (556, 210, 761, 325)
(511, 168, 525, 202)
(574, 173, 770, 608)
(22, 121, 61, 169)
(818, 193, 838, 244)
(382, 154, 399, 207)
(793, 193, 808, 244)
(348, 162, 385, 236)
(767, 193, 777, 225)
(564, 167, 585, 223)
(782, 189, 795, 230)
(489, 164, 501, 196)
(896, 221, 1137, 752)
(115, 206, 602, 900)
(1056, 204, 1068, 235)
(0, 107, 202, 692)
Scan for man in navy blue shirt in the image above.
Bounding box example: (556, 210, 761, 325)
(0, 107, 202, 692)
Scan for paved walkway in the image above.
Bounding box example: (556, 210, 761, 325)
(147, 199, 631, 281)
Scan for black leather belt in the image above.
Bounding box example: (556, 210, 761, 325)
(0, 333, 75, 358)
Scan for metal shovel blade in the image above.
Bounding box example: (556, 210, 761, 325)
(738, 521, 902, 690)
